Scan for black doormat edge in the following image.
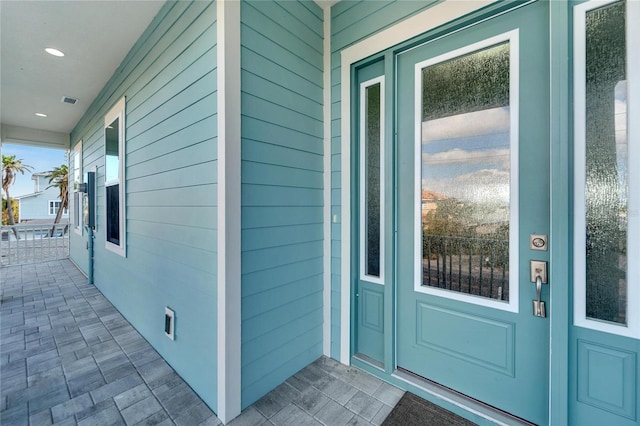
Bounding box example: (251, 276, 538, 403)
(382, 391, 478, 426)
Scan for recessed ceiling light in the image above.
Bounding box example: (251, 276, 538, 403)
(35, 113, 47, 117)
(45, 48, 64, 57)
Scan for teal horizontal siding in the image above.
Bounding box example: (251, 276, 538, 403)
(243, 139, 322, 172)
(127, 183, 217, 207)
(241, 47, 322, 102)
(242, 161, 322, 189)
(242, 223, 323, 251)
(242, 240, 323, 275)
(243, 257, 323, 298)
(243, 275, 323, 324)
(242, 70, 322, 119)
(243, 310, 323, 375)
(243, 2, 322, 61)
(240, 0, 324, 407)
(127, 161, 217, 193)
(127, 69, 217, 140)
(249, 1, 322, 46)
(69, 0, 218, 412)
(242, 117, 323, 155)
(242, 93, 323, 137)
(242, 206, 322, 229)
(242, 185, 322, 207)
(128, 115, 217, 166)
(127, 92, 216, 150)
(329, 0, 436, 360)
(127, 218, 216, 253)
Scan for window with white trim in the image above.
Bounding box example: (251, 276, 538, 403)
(574, 0, 639, 337)
(72, 141, 82, 234)
(49, 200, 67, 216)
(413, 30, 520, 312)
(104, 97, 126, 256)
(359, 76, 385, 284)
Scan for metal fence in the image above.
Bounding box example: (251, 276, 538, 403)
(423, 234, 509, 301)
(1, 223, 70, 267)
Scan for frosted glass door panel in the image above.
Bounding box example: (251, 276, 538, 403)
(420, 42, 511, 301)
(363, 82, 382, 279)
(584, 1, 627, 324)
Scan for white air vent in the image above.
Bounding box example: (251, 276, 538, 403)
(61, 96, 78, 105)
(165, 307, 175, 340)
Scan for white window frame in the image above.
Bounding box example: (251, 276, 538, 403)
(48, 200, 60, 216)
(72, 141, 83, 235)
(48, 200, 67, 216)
(104, 97, 126, 257)
(573, 0, 639, 338)
(359, 76, 385, 285)
(412, 30, 520, 313)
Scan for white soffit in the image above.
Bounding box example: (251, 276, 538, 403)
(0, 0, 164, 137)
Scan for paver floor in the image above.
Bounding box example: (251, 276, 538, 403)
(1, 260, 403, 425)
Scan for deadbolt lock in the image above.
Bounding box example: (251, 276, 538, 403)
(530, 234, 548, 251)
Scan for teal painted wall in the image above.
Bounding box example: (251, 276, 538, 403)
(329, 0, 437, 360)
(69, 1, 219, 411)
(240, 0, 324, 408)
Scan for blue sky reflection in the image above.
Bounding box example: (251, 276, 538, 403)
(421, 106, 510, 207)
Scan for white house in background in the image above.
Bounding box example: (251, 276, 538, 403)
(16, 172, 68, 222)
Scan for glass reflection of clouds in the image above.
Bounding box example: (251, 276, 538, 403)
(615, 80, 627, 205)
(421, 106, 510, 205)
(418, 39, 512, 302)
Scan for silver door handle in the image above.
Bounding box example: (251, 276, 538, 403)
(531, 260, 547, 318)
(533, 275, 546, 317)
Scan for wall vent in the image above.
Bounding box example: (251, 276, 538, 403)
(165, 307, 175, 340)
(61, 96, 78, 105)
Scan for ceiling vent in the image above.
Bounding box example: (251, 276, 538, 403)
(61, 96, 78, 105)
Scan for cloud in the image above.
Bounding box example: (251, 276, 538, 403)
(422, 107, 510, 142)
(422, 148, 509, 167)
(423, 168, 510, 205)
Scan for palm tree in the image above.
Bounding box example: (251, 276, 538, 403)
(2, 155, 33, 238)
(46, 164, 69, 237)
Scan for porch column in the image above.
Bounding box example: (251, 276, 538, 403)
(217, 0, 241, 423)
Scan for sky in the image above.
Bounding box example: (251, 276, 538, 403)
(421, 106, 511, 207)
(1, 143, 68, 197)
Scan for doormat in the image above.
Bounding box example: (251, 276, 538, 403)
(382, 392, 477, 426)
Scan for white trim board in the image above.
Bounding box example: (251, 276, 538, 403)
(103, 96, 126, 257)
(339, 0, 496, 364)
(72, 140, 83, 236)
(216, 0, 242, 422)
(323, 5, 332, 357)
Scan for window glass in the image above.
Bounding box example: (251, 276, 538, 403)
(364, 82, 382, 278)
(105, 118, 119, 183)
(49, 200, 64, 215)
(106, 184, 120, 245)
(584, 1, 627, 324)
(420, 42, 510, 301)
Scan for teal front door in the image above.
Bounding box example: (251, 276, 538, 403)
(395, 2, 550, 424)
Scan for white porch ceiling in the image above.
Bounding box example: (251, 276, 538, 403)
(0, 0, 164, 148)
